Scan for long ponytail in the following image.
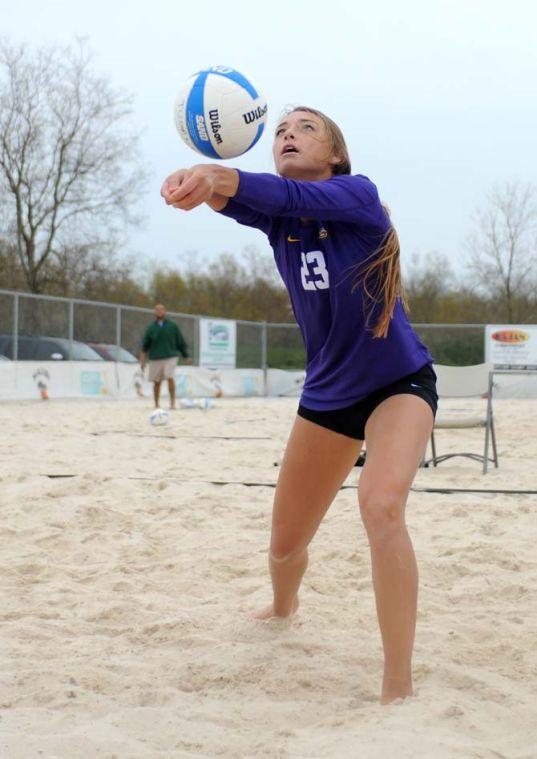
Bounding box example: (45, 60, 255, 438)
(351, 219, 409, 339)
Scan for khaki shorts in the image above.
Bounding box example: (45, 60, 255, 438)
(148, 357, 177, 382)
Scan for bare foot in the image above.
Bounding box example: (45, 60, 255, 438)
(249, 596, 299, 620)
(380, 676, 413, 705)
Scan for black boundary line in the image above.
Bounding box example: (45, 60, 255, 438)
(411, 487, 537, 495)
(90, 432, 271, 441)
(40, 474, 537, 495)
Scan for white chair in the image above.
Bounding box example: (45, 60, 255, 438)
(427, 363, 499, 474)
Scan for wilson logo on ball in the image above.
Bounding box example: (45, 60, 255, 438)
(242, 104, 268, 125)
(491, 330, 529, 344)
(209, 109, 223, 145)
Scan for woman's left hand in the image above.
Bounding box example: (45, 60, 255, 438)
(160, 165, 217, 211)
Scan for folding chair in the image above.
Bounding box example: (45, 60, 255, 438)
(427, 363, 499, 474)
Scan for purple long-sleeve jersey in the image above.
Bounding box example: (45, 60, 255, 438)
(218, 170, 433, 411)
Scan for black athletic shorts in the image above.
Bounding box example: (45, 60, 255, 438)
(297, 363, 438, 440)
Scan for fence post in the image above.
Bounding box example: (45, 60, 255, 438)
(115, 306, 121, 361)
(261, 321, 268, 396)
(114, 305, 122, 397)
(68, 299, 74, 360)
(13, 293, 19, 361)
(195, 315, 200, 366)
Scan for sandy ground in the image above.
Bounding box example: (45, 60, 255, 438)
(0, 395, 536, 759)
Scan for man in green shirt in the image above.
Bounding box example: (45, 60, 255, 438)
(140, 304, 192, 409)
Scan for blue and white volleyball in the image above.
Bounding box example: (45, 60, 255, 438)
(198, 397, 215, 411)
(174, 66, 267, 159)
(149, 408, 169, 426)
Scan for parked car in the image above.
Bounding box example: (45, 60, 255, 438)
(87, 342, 138, 363)
(0, 335, 104, 361)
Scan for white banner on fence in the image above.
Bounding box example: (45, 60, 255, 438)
(174, 367, 263, 398)
(199, 318, 237, 368)
(492, 371, 537, 399)
(0, 361, 117, 400)
(0, 362, 265, 401)
(485, 324, 537, 368)
(2, 362, 537, 401)
(266, 368, 306, 397)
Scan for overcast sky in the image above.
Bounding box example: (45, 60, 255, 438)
(4, 0, 537, 276)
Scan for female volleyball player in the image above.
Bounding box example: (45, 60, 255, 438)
(160, 107, 438, 705)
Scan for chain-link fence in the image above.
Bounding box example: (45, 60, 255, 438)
(412, 324, 485, 366)
(0, 290, 202, 364)
(0, 288, 487, 368)
(266, 322, 306, 369)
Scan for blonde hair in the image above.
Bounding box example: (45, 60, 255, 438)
(350, 219, 409, 339)
(287, 106, 408, 338)
(283, 105, 351, 175)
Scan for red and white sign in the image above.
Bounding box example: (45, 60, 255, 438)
(485, 325, 537, 368)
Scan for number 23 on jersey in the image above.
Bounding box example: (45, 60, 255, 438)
(300, 250, 329, 291)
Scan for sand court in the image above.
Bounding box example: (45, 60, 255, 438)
(1, 397, 537, 758)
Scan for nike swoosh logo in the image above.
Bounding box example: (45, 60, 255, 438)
(410, 383, 421, 388)
(287, 236, 301, 242)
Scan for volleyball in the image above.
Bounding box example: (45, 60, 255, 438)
(174, 66, 268, 159)
(198, 397, 215, 411)
(179, 397, 215, 410)
(149, 408, 169, 426)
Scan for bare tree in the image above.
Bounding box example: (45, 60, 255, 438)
(466, 182, 537, 322)
(403, 251, 454, 322)
(0, 38, 147, 293)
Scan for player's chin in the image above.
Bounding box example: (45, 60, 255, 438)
(277, 161, 307, 180)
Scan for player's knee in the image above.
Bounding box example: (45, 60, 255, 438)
(269, 539, 306, 563)
(358, 489, 406, 541)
